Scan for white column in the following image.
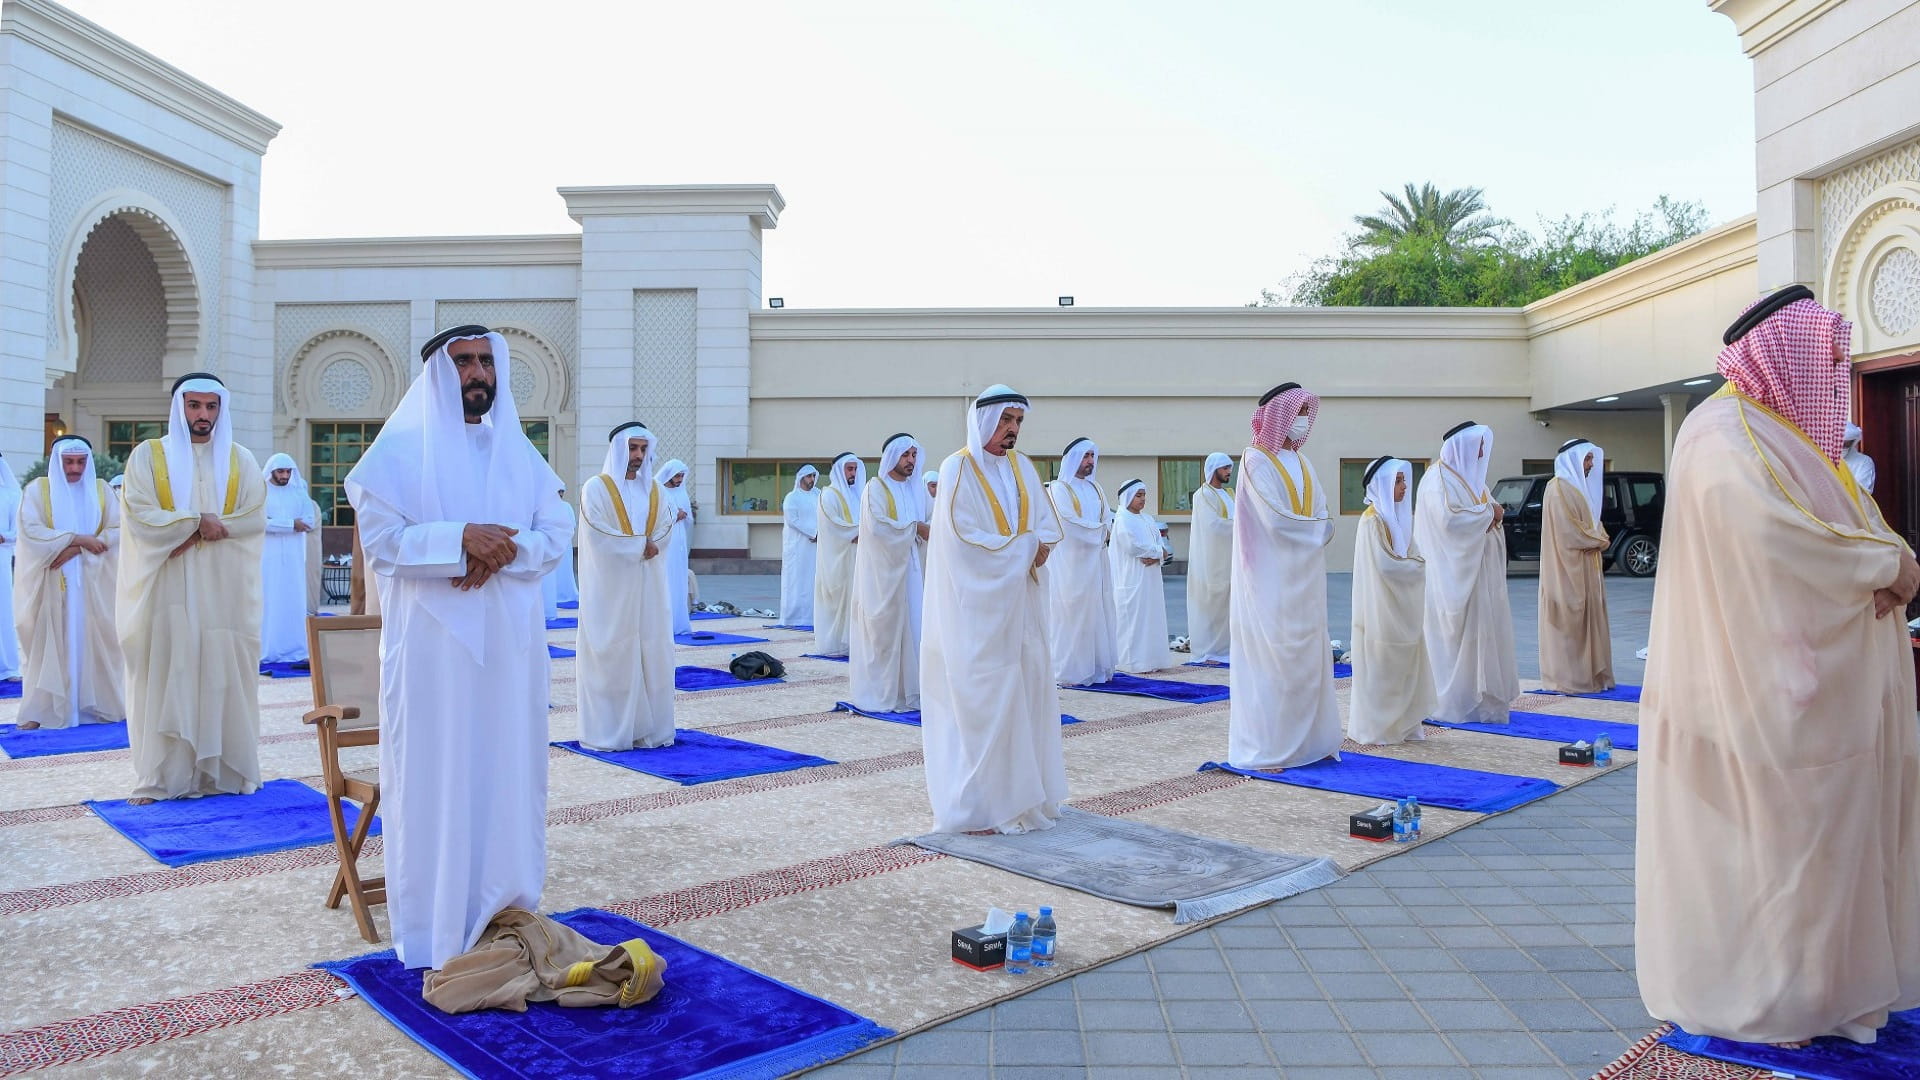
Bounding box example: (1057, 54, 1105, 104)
(1660, 392, 1693, 468)
(0, 87, 54, 466)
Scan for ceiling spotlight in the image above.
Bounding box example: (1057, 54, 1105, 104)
(1595, 396, 1621, 403)
(1683, 378, 1711, 386)
(1058, 296, 1074, 307)
(768, 298, 785, 309)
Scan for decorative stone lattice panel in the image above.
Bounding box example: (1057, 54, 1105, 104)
(633, 290, 698, 464)
(1819, 137, 1920, 271)
(434, 301, 577, 370)
(70, 216, 165, 384)
(273, 303, 410, 416)
(1871, 247, 1920, 337)
(49, 121, 226, 365)
(317, 358, 375, 413)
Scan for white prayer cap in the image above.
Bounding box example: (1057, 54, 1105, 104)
(1361, 455, 1413, 558)
(48, 436, 101, 535)
(1551, 438, 1605, 525)
(1202, 452, 1234, 482)
(968, 384, 1030, 458)
(161, 371, 234, 514)
(1437, 420, 1494, 497)
(879, 433, 922, 478)
(1061, 437, 1099, 481)
(262, 451, 307, 491)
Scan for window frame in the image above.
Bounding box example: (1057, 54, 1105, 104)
(1156, 457, 1205, 515)
(104, 419, 167, 463)
(308, 420, 385, 527)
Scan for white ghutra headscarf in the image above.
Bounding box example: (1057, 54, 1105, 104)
(46, 437, 100, 537)
(1361, 455, 1414, 558)
(161, 373, 234, 513)
(601, 421, 656, 509)
(825, 452, 865, 526)
(1436, 421, 1494, 509)
(877, 433, 929, 522)
(655, 458, 692, 524)
(1551, 438, 1605, 525)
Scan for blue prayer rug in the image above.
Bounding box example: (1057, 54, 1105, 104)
(556, 600, 578, 610)
(675, 666, 781, 692)
(1658, 1009, 1920, 1080)
(0, 719, 129, 758)
(0, 678, 19, 699)
(832, 702, 1081, 728)
(763, 624, 814, 632)
(316, 907, 891, 1080)
(1065, 673, 1229, 704)
(801, 653, 848, 663)
(1526, 684, 1642, 703)
(548, 645, 576, 659)
(553, 730, 833, 785)
(1425, 710, 1640, 751)
(689, 611, 733, 622)
(1201, 755, 1559, 814)
(87, 778, 377, 867)
(674, 631, 768, 647)
(545, 617, 578, 630)
(259, 660, 311, 679)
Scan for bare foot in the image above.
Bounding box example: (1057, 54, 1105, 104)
(16, 721, 39, 730)
(1771, 1041, 1812, 1050)
(127, 797, 156, 806)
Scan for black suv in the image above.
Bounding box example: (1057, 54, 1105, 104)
(1491, 471, 1664, 577)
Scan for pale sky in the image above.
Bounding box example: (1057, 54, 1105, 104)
(63, 0, 1756, 308)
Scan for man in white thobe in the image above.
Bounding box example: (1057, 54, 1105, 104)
(656, 460, 694, 634)
(0, 454, 22, 681)
(1227, 384, 1341, 769)
(577, 423, 676, 750)
(13, 438, 122, 730)
(346, 325, 570, 970)
(1348, 456, 1435, 745)
(1045, 437, 1118, 686)
(540, 485, 579, 619)
(260, 452, 316, 664)
(814, 452, 863, 657)
(1414, 420, 1518, 725)
(1110, 480, 1173, 674)
(779, 465, 819, 626)
(1845, 423, 1877, 495)
(849, 434, 928, 712)
(1186, 452, 1234, 665)
(922, 384, 1067, 833)
(118, 373, 267, 802)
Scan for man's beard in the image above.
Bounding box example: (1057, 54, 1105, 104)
(462, 382, 496, 418)
(189, 420, 213, 436)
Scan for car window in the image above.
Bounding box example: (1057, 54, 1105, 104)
(1492, 479, 1532, 514)
(1603, 480, 1620, 514)
(1631, 480, 1661, 511)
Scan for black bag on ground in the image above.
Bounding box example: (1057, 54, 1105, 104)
(729, 651, 785, 681)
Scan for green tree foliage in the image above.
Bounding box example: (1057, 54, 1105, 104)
(1265, 191, 1711, 308)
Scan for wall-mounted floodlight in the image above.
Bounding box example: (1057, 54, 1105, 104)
(768, 298, 785, 308)
(1058, 296, 1074, 307)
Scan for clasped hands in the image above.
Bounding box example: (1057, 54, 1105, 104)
(453, 523, 520, 591)
(1873, 549, 1920, 619)
(169, 514, 228, 558)
(52, 534, 109, 569)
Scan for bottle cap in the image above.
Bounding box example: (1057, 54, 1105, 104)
(1016, 911, 1029, 920)
(1039, 906, 1052, 916)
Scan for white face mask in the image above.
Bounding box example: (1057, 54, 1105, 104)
(1288, 416, 1312, 442)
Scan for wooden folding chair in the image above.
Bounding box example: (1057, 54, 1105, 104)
(302, 614, 386, 942)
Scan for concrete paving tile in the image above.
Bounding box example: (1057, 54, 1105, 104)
(1147, 947, 1229, 973)
(993, 1001, 1082, 1031)
(1452, 946, 1544, 972)
(805, 1064, 895, 1079)
(1523, 945, 1622, 971)
(1076, 1000, 1168, 1031)
(990, 1029, 1086, 1066)
(1285, 925, 1365, 950)
(1396, 971, 1494, 1000)
(893, 1067, 984, 1080)
(991, 1067, 1091, 1080)
(1504, 997, 1614, 1032)
(1477, 971, 1577, 1000)
(1265, 1031, 1367, 1067)
(1269, 903, 1356, 926)
(1175, 1031, 1278, 1067)
(1515, 885, 1592, 905)
(1552, 969, 1641, 999)
(1444, 1030, 1561, 1065)
(1298, 948, 1384, 973)
(1585, 995, 1659, 1032)
(1428, 925, 1509, 948)
(1370, 946, 1462, 971)
(1081, 1031, 1176, 1065)
(1186, 1068, 1289, 1080)
(1085, 1068, 1176, 1080)
(1222, 947, 1306, 974)
(898, 1030, 990, 1064)
(1332, 1000, 1427, 1031)
(1280, 1069, 1379, 1080)
(1418, 999, 1522, 1029)
(1073, 971, 1161, 999)
(1353, 923, 1438, 948)
(1164, 999, 1258, 1032)
(1356, 1029, 1463, 1066)
(1312, 972, 1406, 999)
(1475, 903, 1559, 925)
(1160, 929, 1224, 949)
(1323, 886, 1401, 908)
(1581, 884, 1637, 904)
(1247, 999, 1345, 1032)
(1406, 905, 1487, 926)
(1450, 885, 1526, 905)
(1377, 1068, 1475, 1080)
(1235, 970, 1330, 1000)
(1152, 972, 1242, 999)
(1496, 923, 1585, 947)
(1535, 1029, 1637, 1071)
(1212, 924, 1287, 950)
(1473, 1068, 1579, 1080)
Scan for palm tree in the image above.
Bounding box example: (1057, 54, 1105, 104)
(1353, 182, 1499, 251)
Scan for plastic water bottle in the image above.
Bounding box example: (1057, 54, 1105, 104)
(1007, 912, 1034, 975)
(1032, 907, 1057, 967)
(1408, 796, 1422, 841)
(1393, 798, 1412, 843)
(1594, 733, 1613, 767)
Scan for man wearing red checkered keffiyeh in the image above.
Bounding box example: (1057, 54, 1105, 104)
(1639, 284, 1920, 1048)
(1226, 383, 1342, 771)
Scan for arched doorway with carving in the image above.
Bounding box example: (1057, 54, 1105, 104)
(43, 203, 202, 469)
(1832, 180, 1920, 551)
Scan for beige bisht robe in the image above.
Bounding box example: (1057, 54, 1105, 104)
(1347, 507, 1434, 745)
(1638, 389, 1920, 1043)
(576, 473, 677, 750)
(118, 440, 266, 799)
(1538, 478, 1613, 693)
(422, 908, 666, 1015)
(813, 481, 860, 656)
(14, 477, 123, 728)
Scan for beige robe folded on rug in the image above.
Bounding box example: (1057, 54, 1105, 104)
(1637, 390, 1920, 1043)
(1537, 477, 1613, 694)
(422, 908, 667, 1014)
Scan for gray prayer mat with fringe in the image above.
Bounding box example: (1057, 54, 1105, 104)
(899, 807, 1342, 923)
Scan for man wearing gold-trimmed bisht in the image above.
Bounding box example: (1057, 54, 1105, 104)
(1537, 437, 1614, 694)
(1638, 285, 1920, 1047)
(118, 373, 266, 803)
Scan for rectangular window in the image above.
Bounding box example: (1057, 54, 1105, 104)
(105, 419, 166, 463)
(522, 420, 550, 462)
(1524, 457, 1610, 478)
(1338, 458, 1428, 515)
(1157, 458, 1204, 514)
(309, 421, 384, 526)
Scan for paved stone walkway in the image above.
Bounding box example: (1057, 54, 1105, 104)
(813, 766, 1647, 1080)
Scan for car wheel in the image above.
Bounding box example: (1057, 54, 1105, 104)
(1621, 535, 1658, 577)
